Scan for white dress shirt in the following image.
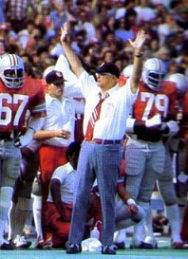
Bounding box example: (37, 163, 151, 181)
(42, 94, 84, 147)
(78, 71, 137, 140)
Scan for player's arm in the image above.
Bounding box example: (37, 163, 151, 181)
(117, 182, 138, 214)
(126, 113, 179, 138)
(60, 22, 84, 78)
(126, 113, 162, 133)
(128, 30, 147, 93)
(50, 178, 68, 221)
(15, 116, 46, 148)
(33, 129, 71, 140)
(16, 79, 47, 147)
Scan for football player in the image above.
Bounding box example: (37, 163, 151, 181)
(125, 58, 185, 249)
(180, 89, 188, 242)
(0, 53, 46, 249)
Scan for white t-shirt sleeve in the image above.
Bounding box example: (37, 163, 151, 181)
(51, 165, 67, 184)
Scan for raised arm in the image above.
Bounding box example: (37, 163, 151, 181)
(128, 30, 147, 93)
(60, 22, 84, 78)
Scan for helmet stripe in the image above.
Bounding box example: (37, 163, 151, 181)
(7, 54, 13, 66)
(12, 54, 17, 66)
(7, 54, 17, 66)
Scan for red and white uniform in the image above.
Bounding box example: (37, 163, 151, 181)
(0, 77, 46, 187)
(125, 80, 177, 202)
(0, 76, 46, 133)
(180, 93, 188, 242)
(132, 80, 177, 125)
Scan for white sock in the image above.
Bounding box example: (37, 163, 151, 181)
(8, 202, 17, 240)
(133, 201, 150, 244)
(114, 229, 126, 243)
(32, 195, 43, 240)
(144, 204, 155, 240)
(0, 187, 13, 243)
(179, 205, 185, 227)
(166, 204, 182, 243)
(8, 197, 32, 240)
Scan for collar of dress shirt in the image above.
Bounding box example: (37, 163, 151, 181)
(100, 84, 120, 97)
(46, 93, 65, 104)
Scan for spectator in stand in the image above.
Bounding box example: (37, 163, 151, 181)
(115, 9, 139, 43)
(134, 0, 157, 25)
(156, 13, 183, 47)
(5, 0, 38, 33)
(50, 0, 75, 34)
(0, 0, 6, 23)
(154, 46, 170, 73)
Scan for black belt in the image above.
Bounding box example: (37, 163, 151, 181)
(87, 138, 122, 145)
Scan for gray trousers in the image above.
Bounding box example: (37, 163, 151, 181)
(0, 140, 21, 187)
(68, 141, 122, 246)
(125, 138, 165, 202)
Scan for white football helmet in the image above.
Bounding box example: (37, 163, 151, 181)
(122, 64, 133, 78)
(166, 73, 187, 96)
(142, 58, 166, 91)
(0, 53, 24, 89)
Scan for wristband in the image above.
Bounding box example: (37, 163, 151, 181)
(135, 52, 143, 57)
(135, 54, 142, 57)
(127, 198, 136, 206)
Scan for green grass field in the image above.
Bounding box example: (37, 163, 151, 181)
(1, 237, 188, 259)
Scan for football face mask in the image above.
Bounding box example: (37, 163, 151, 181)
(0, 53, 24, 89)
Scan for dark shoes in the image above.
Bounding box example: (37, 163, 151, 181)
(13, 235, 32, 249)
(171, 241, 188, 249)
(0, 242, 14, 250)
(66, 243, 82, 254)
(66, 243, 117, 254)
(102, 245, 117, 254)
(114, 241, 125, 249)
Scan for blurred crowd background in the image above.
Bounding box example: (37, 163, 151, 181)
(0, 0, 187, 79)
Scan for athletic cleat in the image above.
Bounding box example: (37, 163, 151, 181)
(130, 238, 158, 249)
(171, 241, 188, 249)
(66, 243, 82, 254)
(35, 238, 45, 249)
(35, 238, 52, 249)
(13, 235, 31, 249)
(113, 241, 125, 249)
(0, 241, 14, 250)
(102, 245, 117, 254)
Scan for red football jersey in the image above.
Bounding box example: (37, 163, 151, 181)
(0, 76, 46, 133)
(132, 81, 178, 121)
(180, 92, 188, 139)
(183, 93, 188, 121)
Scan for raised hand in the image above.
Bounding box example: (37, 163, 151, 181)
(128, 30, 147, 51)
(60, 21, 70, 43)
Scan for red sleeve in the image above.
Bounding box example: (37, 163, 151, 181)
(28, 78, 46, 117)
